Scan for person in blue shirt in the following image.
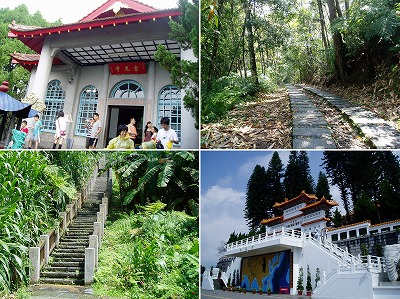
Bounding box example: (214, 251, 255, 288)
(28, 114, 43, 149)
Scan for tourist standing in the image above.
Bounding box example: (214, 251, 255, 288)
(53, 111, 72, 149)
(29, 114, 43, 149)
(84, 117, 94, 149)
(157, 117, 179, 149)
(127, 117, 138, 144)
(89, 113, 102, 149)
(144, 121, 153, 142)
(107, 124, 135, 149)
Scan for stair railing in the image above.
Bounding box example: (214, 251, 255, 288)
(29, 162, 100, 284)
(84, 176, 111, 285)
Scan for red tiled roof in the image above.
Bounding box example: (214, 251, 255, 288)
(79, 0, 156, 23)
(327, 220, 371, 231)
(300, 196, 338, 212)
(260, 216, 283, 225)
(8, 9, 180, 54)
(301, 217, 330, 226)
(10, 52, 64, 71)
(370, 219, 400, 228)
(273, 191, 317, 209)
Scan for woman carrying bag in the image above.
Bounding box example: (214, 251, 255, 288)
(53, 111, 72, 149)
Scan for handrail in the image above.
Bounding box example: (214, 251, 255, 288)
(225, 227, 303, 251)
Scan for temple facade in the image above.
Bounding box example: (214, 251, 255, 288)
(8, 0, 198, 149)
(261, 191, 338, 234)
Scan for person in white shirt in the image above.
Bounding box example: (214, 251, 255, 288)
(53, 111, 72, 149)
(89, 113, 102, 149)
(156, 117, 179, 149)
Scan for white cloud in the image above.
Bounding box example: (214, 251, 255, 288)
(201, 185, 247, 268)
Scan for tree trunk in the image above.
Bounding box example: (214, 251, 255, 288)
(317, 0, 329, 65)
(344, 0, 349, 18)
(243, 0, 258, 85)
(242, 18, 247, 78)
(326, 0, 346, 83)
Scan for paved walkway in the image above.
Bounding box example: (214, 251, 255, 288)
(28, 284, 114, 299)
(202, 290, 307, 299)
(286, 84, 336, 149)
(300, 85, 400, 148)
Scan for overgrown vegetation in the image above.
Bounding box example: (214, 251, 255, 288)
(0, 151, 99, 296)
(94, 151, 199, 299)
(201, 0, 400, 123)
(93, 202, 199, 299)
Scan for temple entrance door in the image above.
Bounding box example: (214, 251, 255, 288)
(106, 106, 144, 145)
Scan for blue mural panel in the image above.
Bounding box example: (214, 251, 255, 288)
(240, 250, 290, 293)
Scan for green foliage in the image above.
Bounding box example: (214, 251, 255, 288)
(315, 268, 320, 288)
(361, 243, 370, 256)
(104, 151, 199, 217)
(0, 5, 61, 99)
(306, 265, 312, 292)
(202, 75, 275, 123)
(332, 208, 343, 227)
(0, 151, 98, 294)
(244, 164, 269, 230)
(284, 151, 315, 199)
(154, 0, 199, 127)
(375, 243, 383, 257)
(316, 171, 332, 200)
(296, 267, 304, 291)
(93, 203, 199, 299)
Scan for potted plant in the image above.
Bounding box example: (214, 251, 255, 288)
(239, 287, 243, 293)
(306, 265, 312, 296)
(259, 287, 263, 295)
(253, 288, 257, 294)
(315, 267, 320, 288)
(243, 288, 247, 294)
(267, 287, 271, 295)
(297, 266, 304, 295)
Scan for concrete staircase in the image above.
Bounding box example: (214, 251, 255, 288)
(39, 171, 109, 285)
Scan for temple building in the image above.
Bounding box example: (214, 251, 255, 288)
(203, 191, 399, 298)
(7, 0, 198, 149)
(261, 191, 338, 234)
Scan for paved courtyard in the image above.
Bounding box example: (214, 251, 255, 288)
(29, 285, 115, 299)
(201, 290, 308, 299)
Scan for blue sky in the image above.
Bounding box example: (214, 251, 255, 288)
(200, 150, 339, 268)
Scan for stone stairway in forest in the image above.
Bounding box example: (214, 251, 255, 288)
(39, 170, 109, 285)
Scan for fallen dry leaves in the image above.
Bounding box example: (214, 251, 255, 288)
(201, 89, 292, 149)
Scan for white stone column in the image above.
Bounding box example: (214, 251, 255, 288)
(179, 48, 198, 149)
(89, 235, 99, 268)
(147, 61, 156, 124)
(31, 38, 57, 101)
(84, 247, 95, 285)
(29, 247, 41, 283)
(40, 235, 50, 265)
(99, 64, 110, 148)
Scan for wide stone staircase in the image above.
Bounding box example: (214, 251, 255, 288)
(39, 170, 109, 285)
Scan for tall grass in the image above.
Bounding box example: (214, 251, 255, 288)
(0, 152, 100, 295)
(93, 202, 199, 299)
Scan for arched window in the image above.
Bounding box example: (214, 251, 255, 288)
(110, 80, 144, 98)
(158, 85, 181, 142)
(42, 80, 65, 132)
(75, 86, 98, 136)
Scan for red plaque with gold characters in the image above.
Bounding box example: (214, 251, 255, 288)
(109, 62, 147, 75)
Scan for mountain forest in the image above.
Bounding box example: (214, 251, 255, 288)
(201, 0, 400, 149)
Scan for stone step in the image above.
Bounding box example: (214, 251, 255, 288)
(39, 277, 84, 285)
(43, 266, 82, 272)
(58, 244, 87, 249)
(50, 261, 84, 267)
(52, 252, 85, 258)
(65, 231, 93, 236)
(59, 240, 89, 245)
(52, 256, 85, 263)
(41, 271, 83, 279)
(53, 248, 85, 254)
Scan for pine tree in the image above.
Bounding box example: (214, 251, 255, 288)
(316, 171, 332, 200)
(332, 208, 343, 227)
(284, 151, 314, 199)
(244, 165, 268, 229)
(265, 152, 285, 216)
